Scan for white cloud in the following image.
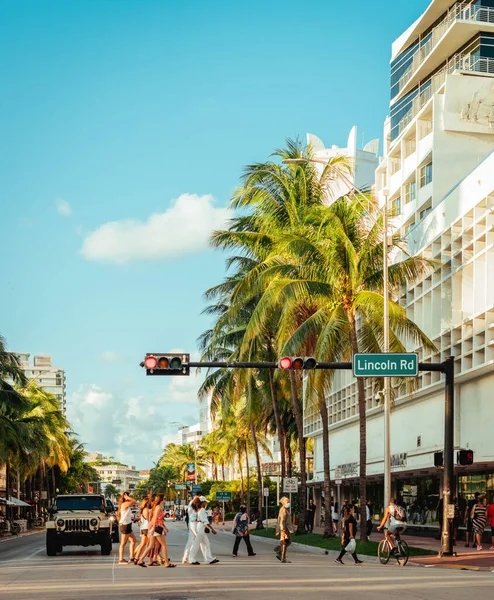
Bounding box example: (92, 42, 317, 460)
(80, 193, 231, 265)
(66, 378, 204, 469)
(55, 199, 72, 216)
(100, 351, 125, 363)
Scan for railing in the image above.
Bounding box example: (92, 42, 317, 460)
(393, 53, 494, 140)
(394, 2, 494, 98)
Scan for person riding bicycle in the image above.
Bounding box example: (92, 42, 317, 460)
(377, 498, 407, 554)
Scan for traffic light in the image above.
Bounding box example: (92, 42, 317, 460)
(142, 353, 190, 376)
(457, 449, 474, 466)
(278, 357, 317, 370)
(434, 451, 443, 467)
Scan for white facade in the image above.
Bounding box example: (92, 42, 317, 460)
(307, 126, 379, 201)
(305, 0, 494, 514)
(92, 463, 141, 496)
(15, 353, 66, 413)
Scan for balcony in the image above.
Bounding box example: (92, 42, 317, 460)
(392, 54, 494, 144)
(393, 3, 494, 102)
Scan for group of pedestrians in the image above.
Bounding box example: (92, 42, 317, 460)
(117, 491, 175, 567)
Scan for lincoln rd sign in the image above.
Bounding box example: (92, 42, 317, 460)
(353, 353, 419, 377)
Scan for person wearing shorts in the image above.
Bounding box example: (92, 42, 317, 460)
(118, 491, 137, 564)
(378, 498, 406, 554)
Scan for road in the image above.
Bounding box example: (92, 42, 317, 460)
(0, 523, 493, 600)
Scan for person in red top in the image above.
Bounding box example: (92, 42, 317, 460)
(487, 501, 494, 550)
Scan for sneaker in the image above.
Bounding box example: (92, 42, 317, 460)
(477, 545, 483, 551)
(335, 558, 344, 565)
(232, 554, 237, 558)
(209, 558, 220, 564)
(465, 543, 470, 548)
(248, 553, 256, 556)
(275, 554, 281, 562)
(490, 546, 494, 550)
(191, 562, 200, 565)
(354, 559, 363, 564)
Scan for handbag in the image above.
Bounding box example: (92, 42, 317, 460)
(205, 526, 210, 534)
(155, 525, 163, 535)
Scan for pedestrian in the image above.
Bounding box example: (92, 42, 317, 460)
(471, 494, 487, 551)
(189, 496, 219, 565)
(331, 502, 339, 535)
(366, 500, 373, 538)
(232, 505, 256, 557)
(207, 506, 213, 524)
(340, 498, 352, 518)
(134, 497, 151, 567)
(212, 506, 219, 525)
(117, 491, 137, 565)
(275, 497, 294, 563)
(335, 506, 363, 565)
(487, 498, 494, 550)
(305, 498, 316, 533)
(465, 492, 479, 547)
(183, 495, 200, 563)
(148, 494, 175, 567)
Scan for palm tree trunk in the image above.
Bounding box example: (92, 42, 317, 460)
(319, 399, 334, 537)
(268, 370, 286, 480)
(239, 454, 244, 504)
(349, 313, 368, 542)
(250, 424, 264, 529)
(286, 441, 293, 478)
(221, 462, 225, 481)
(289, 370, 307, 534)
(244, 441, 250, 517)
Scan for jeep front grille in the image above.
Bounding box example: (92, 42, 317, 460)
(64, 518, 91, 531)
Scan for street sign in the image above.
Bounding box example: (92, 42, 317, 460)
(446, 503, 456, 519)
(216, 491, 232, 501)
(263, 487, 269, 497)
(112, 479, 122, 485)
(283, 477, 298, 493)
(175, 484, 186, 490)
(353, 353, 418, 377)
(335, 467, 342, 486)
(192, 484, 202, 495)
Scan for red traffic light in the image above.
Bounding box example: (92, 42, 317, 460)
(457, 449, 474, 466)
(279, 357, 293, 370)
(144, 355, 157, 369)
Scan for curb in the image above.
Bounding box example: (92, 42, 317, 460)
(409, 559, 494, 573)
(0, 528, 44, 544)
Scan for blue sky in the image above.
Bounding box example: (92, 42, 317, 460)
(0, 0, 427, 468)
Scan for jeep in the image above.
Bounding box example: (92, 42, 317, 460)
(46, 494, 115, 556)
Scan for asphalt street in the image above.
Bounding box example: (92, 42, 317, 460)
(0, 523, 493, 600)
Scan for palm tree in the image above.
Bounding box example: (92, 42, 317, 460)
(104, 484, 119, 499)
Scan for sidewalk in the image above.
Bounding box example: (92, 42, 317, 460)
(0, 528, 44, 544)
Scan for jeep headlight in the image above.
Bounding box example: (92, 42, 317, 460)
(90, 518, 98, 527)
(56, 519, 65, 529)
(109, 516, 116, 521)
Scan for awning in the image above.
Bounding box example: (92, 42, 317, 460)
(0, 497, 17, 506)
(8, 497, 30, 507)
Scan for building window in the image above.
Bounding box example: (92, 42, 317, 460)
(392, 197, 401, 215)
(420, 205, 432, 220)
(405, 181, 416, 204)
(420, 162, 432, 187)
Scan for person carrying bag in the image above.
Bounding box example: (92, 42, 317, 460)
(335, 506, 363, 565)
(232, 505, 256, 557)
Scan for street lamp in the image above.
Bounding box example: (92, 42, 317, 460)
(282, 156, 393, 510)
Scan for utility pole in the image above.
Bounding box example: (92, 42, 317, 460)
(383, 189, 391, 510)
(441, 357, 455, 556)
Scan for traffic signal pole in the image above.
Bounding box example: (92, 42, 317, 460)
(441, 356, 455, 557)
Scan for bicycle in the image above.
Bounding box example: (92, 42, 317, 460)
(0, 518, 21, 536)
(378, 529, 409, 566)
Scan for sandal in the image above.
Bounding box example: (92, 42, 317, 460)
(149, 561, 160, 566)
(166, 563, 176, 568)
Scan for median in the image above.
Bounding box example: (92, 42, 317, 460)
(249, 528, 436, 558)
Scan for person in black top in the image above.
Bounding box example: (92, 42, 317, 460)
(335, 506, 363, 565)
(305, 498, 316, 533)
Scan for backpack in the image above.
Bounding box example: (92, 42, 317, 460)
(393, 505, 406, 522)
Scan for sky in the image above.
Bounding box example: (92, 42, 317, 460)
(0, 0, 428, 469)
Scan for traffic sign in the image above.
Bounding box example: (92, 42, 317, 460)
(353, 353, 418, 377)
(283, 477, 298, 493)
(335, 467, 342, 486)
(216, 491, 232, 501)
(263, 488, 269, 497)
(192, 484, 202, 495)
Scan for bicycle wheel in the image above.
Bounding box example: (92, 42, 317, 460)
(378, 539, 390, 565)
(10, 522, 21, 536)
(396, 539, 409, 566)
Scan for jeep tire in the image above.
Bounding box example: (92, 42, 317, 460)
(112, 528, 119, 543)
(46, 530, 60, 556)
(100, 532, 112, 555)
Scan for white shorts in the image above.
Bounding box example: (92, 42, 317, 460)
(387, 522, 406, 534)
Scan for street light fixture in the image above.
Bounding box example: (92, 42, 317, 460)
(282, 156, 393, 510)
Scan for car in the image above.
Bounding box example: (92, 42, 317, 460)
(130, 506, 139, 523)
(46, 494, 115, 556)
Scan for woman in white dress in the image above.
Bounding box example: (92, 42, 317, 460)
(189, 496, 219, 565)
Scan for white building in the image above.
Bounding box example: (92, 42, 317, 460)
(306, 0, 494, 517)
(92, 463, 141, 496)
(15, 353, 66, 413)
(307, 126, 379, 200)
